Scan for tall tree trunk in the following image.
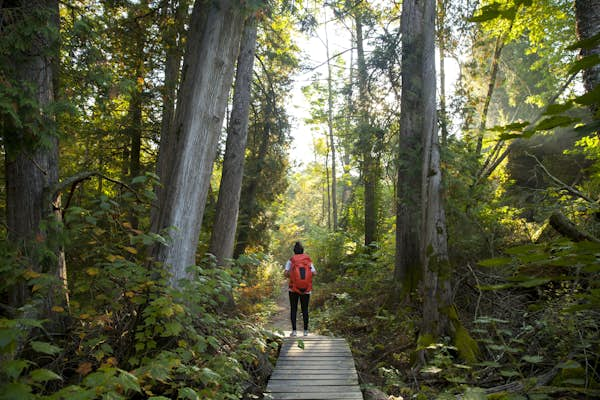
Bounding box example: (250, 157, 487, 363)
(233, 120, 270, 258)
(574, 0, 600, 121)
(151, 0, 244, 286)
(209, 17, 258, 266)
(325, 15, 338, 231)
(437, 0, 449, 146)
(2, 0, 66, 314)
(420, 0, 451, 338)
(355, 12, 377, 247)
(155, 0, 188, 189)
(394, 0, 424, 290)
(475, 33, 506, 155)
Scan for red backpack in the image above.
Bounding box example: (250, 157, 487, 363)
(289, 254, 313, 294)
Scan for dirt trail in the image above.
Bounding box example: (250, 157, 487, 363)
(267, 282, 291, 336)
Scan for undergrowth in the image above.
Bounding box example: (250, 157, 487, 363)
(310, 237, 600, 400)
(0, 178, 284, 400)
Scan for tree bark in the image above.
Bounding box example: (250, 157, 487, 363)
(437, 0, 449, 146)
(419, 0, 452, 339)
(394, 0, 424, 289)
(325, 16, 338, 231)
(475, 33, 506, 155)
(155, 0, 189, 204)
(209, 17, 258, 266)
(549, 211, 600, 243)
(355, 12, 378, 247)
(233, 120, 270, 258)
(2, 0, 63, 311)
(574, 0, 600, 120)
(151, 0, 244, 286)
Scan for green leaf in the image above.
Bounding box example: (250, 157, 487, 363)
(116, 369, 140, 393)
(534, 115, 578, 131)
(178, 387, 200, 400)
(543, 102, 574, 116)
(0, 382, 35, 400)
(557, 360, 581, 369)
(463, 387, 486, 400)
(30, 341, 62, 355)
(474, 361, 501, 368)
(562, 378, 585, 385)
(29, 368, 63, 382)
(567, 31, 600, 51)
(2, 360, 30, 380)
(296, 339, 305, 349)
(574, 84, 600, 106)
(569, 54, 600, 75)
(0, 328, 19, 352)
(500, 369, 521, 377)
(131, 175, 147, 184)
(522, 355, 543, 363)
(518, 278, 551, 288)
(478, 257, 513, 267)
(469, 4, 501, 22)
(161, 321, 183, 337)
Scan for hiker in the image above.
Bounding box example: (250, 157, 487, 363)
(285, 241, 316, 337)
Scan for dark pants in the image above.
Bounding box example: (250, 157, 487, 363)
(289, 291, 310, 331)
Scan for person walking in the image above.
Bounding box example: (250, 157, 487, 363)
(284, 242, 316, 336)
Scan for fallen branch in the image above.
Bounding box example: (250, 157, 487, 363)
(549, 211, 600, 243)
(484, 365, 559, 395)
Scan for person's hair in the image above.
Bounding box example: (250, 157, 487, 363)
(293, 241, 304, 254)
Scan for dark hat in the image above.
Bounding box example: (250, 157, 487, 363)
(293, 242, 304, 254)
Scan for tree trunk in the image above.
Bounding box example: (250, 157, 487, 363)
(394, 0, 424, 290)
(233, 121, 270, 258)
(325, 16, 338, 231)
(355, 12, 378, 247)
(437, 0, 449, 146)
(475, 33, 506, 155)
(209, 17, 258, 266)
(419, 0, 452, 338)
(154, 0, 189, 217)
(574, 0, 600, 120)
(2, 0, 66, 314)
(151, 0, 244, 286)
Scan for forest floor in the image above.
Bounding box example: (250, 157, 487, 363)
(267, 282, 290, 336)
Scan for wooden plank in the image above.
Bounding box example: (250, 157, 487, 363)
(270, 372, 358, 380)
(269, 380, 358, 385)
(277, 360, 354, 365)
(264, 393, 363, 400)
(268, 385, 360, 393)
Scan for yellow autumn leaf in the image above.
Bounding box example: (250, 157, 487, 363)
(125, 291, 135, 298)
(85, 268, 99, 276)
(51, 306, 65, 313)
(103, 357, 118, 367)
(80, 314, 90, 320)
(173, 304, 184, 314)
(123, 246, 138, 254)
(23, 269, 41, 279)
(32, 284, 43, 292)
(122, 222, 132, 229)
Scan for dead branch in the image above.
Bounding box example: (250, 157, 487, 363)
(48, 171, 145, 215)
(527, 152, 596, 203)
(549, 211, 600, 243)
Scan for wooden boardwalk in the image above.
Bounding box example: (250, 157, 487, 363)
(264, 335, 363, 400)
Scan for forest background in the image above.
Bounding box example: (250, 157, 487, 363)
(1, 0, 599, 399)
